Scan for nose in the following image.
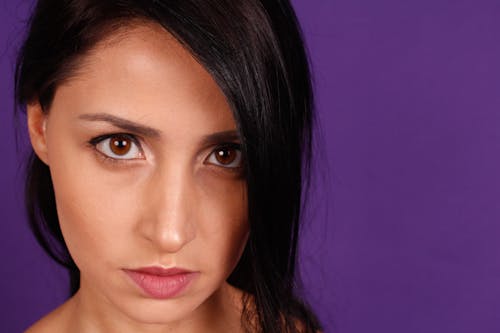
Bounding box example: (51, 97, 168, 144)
(138, 166, 196, 253)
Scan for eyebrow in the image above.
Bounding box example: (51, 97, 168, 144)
(200, 130, 241, 146)
(78, 113, 161, 138)
(78, 112, 240, 144)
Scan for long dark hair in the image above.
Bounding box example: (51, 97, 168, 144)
(15, 0, 320, 332)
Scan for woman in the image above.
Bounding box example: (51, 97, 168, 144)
(15, 0, 321, 332)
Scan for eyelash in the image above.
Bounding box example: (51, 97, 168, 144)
(87, 133, 143, 165)
(87, 133, 244, 172)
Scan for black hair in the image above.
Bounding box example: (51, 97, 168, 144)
(15, 1, 321, 332)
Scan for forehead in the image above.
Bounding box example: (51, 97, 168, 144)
(87, 22, 208, 83)
(53, 22, 235, 137)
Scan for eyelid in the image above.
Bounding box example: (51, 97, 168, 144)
(88, 133, 145, 162)
(204, 142, 243, 169)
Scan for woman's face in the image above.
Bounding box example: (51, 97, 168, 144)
(27, 23, 249, 327)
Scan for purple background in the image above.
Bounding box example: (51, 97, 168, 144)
(2, 0, 500, 332)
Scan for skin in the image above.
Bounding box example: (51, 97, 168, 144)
(25, 23, 249, 333)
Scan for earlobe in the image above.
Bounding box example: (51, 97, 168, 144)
(27, 101, 50, 165)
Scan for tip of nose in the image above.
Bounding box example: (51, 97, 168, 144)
(137, 184, 196, 252)
(142, 220, 196, 253)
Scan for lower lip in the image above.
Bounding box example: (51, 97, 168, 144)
(124, 270, 198, 299)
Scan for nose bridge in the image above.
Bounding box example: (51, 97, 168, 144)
(140, 162, 196, 253)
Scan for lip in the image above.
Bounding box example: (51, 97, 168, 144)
(123, 266, 198, 299)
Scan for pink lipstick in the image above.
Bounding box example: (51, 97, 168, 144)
(124, 266, 198, 299)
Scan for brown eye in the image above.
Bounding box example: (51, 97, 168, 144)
(93, 134, 143, 160)
(206, 145, 242, 168)
(109, 135, 132, 156)
(215, 147, 237, 165)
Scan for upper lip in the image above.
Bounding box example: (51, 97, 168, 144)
(125, 266, 193, 276)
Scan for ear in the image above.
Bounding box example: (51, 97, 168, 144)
(27, 101, 50, 165)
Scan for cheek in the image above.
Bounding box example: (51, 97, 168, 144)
(195, 174, 249, 274)
(47, 140, 143, 269)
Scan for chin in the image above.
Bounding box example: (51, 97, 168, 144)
(115, 295, 203, 325)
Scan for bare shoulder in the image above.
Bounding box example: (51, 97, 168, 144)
(24, 317, 55, 333)
(24, 299, 73, 333)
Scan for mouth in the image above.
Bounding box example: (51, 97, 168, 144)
(123, 266, 198, 299)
